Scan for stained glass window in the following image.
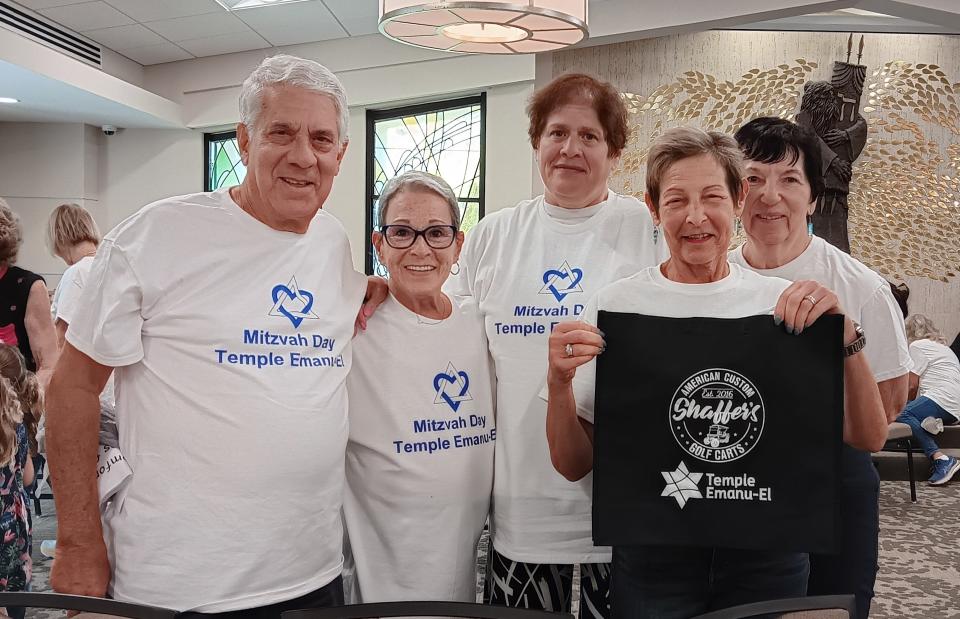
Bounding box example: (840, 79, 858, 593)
(366, 95, 485, 275)
(205, 131, 247, 191)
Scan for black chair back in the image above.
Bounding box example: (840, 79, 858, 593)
(0, 592, 178, 619)
(283, 601, 573, 619)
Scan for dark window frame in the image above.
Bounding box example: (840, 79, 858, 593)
(204, 130, 240, 192)
(364, 94, 486, 275)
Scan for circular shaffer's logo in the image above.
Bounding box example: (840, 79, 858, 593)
(669, 368, 764, 463)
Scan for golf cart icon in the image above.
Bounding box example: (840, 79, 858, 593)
(704, 423, 730, 448)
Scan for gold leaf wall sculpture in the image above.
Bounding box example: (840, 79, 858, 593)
(592, 52, 960, 282)
(849, 61, 960, 282)
(550, 30, 960, 344)
(613, 59, 818, 247)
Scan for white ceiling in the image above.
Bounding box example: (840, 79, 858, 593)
(11, 0, 381, 65)
(10, 0, 960, 67)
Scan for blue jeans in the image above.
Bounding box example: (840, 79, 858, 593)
(897, 396, 958, 458)
(610, 545, 809, 619)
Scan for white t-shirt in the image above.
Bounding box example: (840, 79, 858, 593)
(910, 339, 960, 421)
(729, 237, 911, 382)
(67, 189, 367, 612)
(51, 256, 94, 323)
(571, 264, 791, 422)
(53, 254, 118, 450)
(343, 293, 494, 603)
(446, 191, 664, 564)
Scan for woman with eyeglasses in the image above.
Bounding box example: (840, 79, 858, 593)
(342, 170, 495, 605)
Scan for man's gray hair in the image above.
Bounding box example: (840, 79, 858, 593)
(239, 54, 349, 144)
(377, 171, 461, 229)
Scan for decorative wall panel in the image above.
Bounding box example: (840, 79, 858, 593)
(551, 31, 960, 339)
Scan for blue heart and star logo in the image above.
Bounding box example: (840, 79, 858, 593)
(433, 363, 472, 413)
(269, 276, 319, 329)
(539, 261, 584, 302)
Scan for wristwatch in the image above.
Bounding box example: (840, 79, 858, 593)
(844, 321, 866, 357)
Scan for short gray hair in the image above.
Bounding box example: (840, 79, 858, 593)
(377, 171, 461, 229)
(905, 314, 947, 345)
(646, 126, 745, 212)
(239, 54, 349, 144)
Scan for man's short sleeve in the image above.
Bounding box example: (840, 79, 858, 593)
(859, 284, 912, 382)
(66, 240, 145, 367)
(55, 264, 87, 325)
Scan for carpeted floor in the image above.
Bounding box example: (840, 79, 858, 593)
(23, 481, 960, 618)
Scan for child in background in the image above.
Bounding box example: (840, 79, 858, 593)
(0, 371, 32, 619)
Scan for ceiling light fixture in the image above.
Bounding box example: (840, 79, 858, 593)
(379, 1, 588, 54)
(0, 97, 19, 104)
(214, 0, 310, 10)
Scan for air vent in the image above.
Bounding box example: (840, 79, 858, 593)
(0, 1, 101, 68)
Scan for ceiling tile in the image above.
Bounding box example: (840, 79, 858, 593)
(118, 41, 193, 65)
(144, 11, 251, 41)
(235, 0, 346, 46)
(39, 1, 134, 31)
(9, 0, 89, 10)
(83, 23, 166, 49)
(101, 0, 225, 23)
(321, 0, 379, 36)
(177, 30, 271, 58)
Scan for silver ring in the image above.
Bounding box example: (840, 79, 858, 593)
(804, 295, 818, 305)
(565, 343, 574, 358)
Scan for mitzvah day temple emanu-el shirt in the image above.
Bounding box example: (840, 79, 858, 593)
(67, 189, 367, 612)
(446, 191, 663, 564)
(344, 292, 495, 603)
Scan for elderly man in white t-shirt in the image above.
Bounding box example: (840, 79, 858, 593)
(45, 55, 368, 616)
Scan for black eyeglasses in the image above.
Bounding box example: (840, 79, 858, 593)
(380, 224, 458, 249)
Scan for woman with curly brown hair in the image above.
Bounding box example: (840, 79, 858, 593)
(0, 198, 58, 386)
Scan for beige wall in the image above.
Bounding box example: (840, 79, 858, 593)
(550, 30, 960, 341)
(0, 122, 107, 282)
(2, 81, 535, 277)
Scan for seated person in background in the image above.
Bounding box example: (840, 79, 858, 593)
(343, 170, 494, 605)
(897, 314, 960, 486)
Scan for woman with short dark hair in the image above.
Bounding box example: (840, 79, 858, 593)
(731, 116, 907, 619)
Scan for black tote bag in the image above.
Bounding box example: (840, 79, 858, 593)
(592, 312, 843, 554)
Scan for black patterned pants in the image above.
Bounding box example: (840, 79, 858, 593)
(486, 546, 610, 618)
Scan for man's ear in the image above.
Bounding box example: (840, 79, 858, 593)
(237, 122, 251, 166)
